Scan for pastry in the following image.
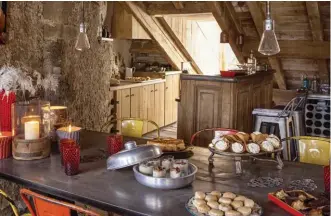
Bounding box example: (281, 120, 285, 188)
(170, 167, 181, 178)
(147, 138, 185, 152)
(152, 166, 166, 178)
(161, 156, 174, 171)
(193, 199, 206, 208)
(210, 191, 222, 198)
(207, 201, 220, 209)
(261, 140, 274, 152)
(231, 142, 245, 153)
(231, 200, 243, 209)
(218, 197, 232, 205)
(237, 206, 252, 216)
(223, 134, 243, 144)
(139, 162, 154, 175)
(269, 134, 280, 141)
(225, 210, 241, 216)
(251, 132, 268, 144)
(236, 132, 249, 143)
(195, 191, 206, 199)
(223, 192, 236, 199)
(266, 137, 281, 148)
(197, 204, 210, 214)
(291, 200, 306, 210)
(215, 139, 230, 151)
(234, 195, 247, 201)
(173, 159, 189, 175)
(208, 209, 224, 216)
(149, 159, 160, 166)
(205, 194, 218, 202)
(246, 142, 260, 154)
(219, 204, 232, 211)
(212, 138, 222, 145)
(244, 199, 255, 208)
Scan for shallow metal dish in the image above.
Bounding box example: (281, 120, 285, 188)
(133, 163, 198, 189)
(107, 142, 163, 170)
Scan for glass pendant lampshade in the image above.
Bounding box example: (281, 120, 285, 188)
(258, 2, 280, 56)
(75, 23, 90, 51)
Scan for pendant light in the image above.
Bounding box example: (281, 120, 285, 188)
(258, 1, 280, 56)
(75, 2, 90, 51)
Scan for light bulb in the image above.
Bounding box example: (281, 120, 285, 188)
(75, 23, 90, 51)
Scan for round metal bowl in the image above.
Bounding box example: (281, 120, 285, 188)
(133, 163, 198, 190)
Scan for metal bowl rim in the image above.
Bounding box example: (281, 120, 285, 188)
(133, 163, 198, 180)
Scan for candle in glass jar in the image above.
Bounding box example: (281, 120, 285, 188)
(24, 121, 40, 140)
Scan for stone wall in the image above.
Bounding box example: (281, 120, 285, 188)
(0, 1, 131, 131)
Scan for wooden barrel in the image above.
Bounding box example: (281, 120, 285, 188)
(12, 135, 50, 160)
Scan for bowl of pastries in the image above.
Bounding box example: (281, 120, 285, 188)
(209, 131, 282, 155)
(147, 138, 187, 152)
(186, 191, 262, 216)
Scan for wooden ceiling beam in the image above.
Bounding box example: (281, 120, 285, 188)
(243, 40, 330, 59)
(121, 2, 197, 73)
(306, 1, 329, 82)
(247, 1, 287, 90)
(158, 17, 203, 74)
(225, 2, 244, 34)
(172, 2, 184, 10)
(207, 1, 245, 63)
(146, 2, 212, 16)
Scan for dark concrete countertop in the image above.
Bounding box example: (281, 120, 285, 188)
(181, 71, 274, 83)
(0, 130, 325, 216)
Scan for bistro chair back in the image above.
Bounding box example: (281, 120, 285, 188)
(285, 136, 330, 166)
(101, 117, 160, 138)
(0, 189, 20, 216)
(20, 188, 100, 216)
(190, 128, 238, 147)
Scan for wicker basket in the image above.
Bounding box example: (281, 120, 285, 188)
(12, 134, 50, 160)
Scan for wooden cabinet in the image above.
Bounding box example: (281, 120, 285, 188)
(154, 83, 165, 127)
(164, 74, 180, 125)
(177, 72, 274, 146)
(112, 3, 151, 40)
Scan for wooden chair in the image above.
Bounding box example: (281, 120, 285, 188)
(0, 189, 21, 216)
(101, 117, 160, 138)
(20, 188, 100, 216)
(285, 136, 330, 166)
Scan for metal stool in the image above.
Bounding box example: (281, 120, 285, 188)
(253, 96, 306, 161)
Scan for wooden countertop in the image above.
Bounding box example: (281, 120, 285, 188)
(109, 79, 165, 91)
(181, 71, 274, 83)
(0, 130, 325, 216)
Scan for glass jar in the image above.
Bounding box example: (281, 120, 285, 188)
(11, 100, 51, 140)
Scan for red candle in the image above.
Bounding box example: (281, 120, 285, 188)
(59, 138, 76, 165)
(0, 131, 12, 159)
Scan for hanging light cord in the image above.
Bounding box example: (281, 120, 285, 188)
(82, 2, 85, 24)
(266, 1, 271, 19)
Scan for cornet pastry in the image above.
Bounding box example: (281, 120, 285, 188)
(236, 132, 250, 143)
(225, 210, 241, 216)
(244, 199, 255, 208)
(208, 209, 224, 216)
(246, 143, 261, 154)
(261, 140, 274, 152)
(219, 197, 232, 205)
(215, 139, 230, 151)
(251, 132, 268, 144)
(205, 194, 218, 202)
(231, 142, 245, 153)
(193, 199, 206, 207)
(266, 137, 281, 148)
(223, 134, 243, 144)
(231, 200, 243, 209)
(147, 138, 185, 152)
(237, 207, 252, 216)
(195, 191, 206, 199)
(212, 138, 222, 145)
(223, 192, 237, 199)
(197, 204, 210, 214)
(207, 201, 220, 209)
(219, 204, 232, 211)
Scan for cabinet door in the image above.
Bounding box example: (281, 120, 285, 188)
(164, 76, 173, 126)
(154, 83, 165, 128)
(116, 89, 131, 132)
(130, 86, 148, 134)
(172, 74, 180, 123)
(146, 85, 155, 132)
(252, 85, 262, 109)
(236, 86, 251, 132)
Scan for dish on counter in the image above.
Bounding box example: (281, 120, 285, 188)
(133, 157, 197, 189)
(210, 132, 282, 155)
(268, 189, 330, 216)
(147, 138, 186, 152)
(186, 191, 262, 216)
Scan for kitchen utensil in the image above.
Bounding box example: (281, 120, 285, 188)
(106, 141, 162, 170)
(125, 67, 136, 78)
(133, 163, 197, 189)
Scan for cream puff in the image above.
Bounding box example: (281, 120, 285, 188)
(205, 194, 218, 202)
(207, 201, 220, 209)
(223, 192, 237, 199)
(208, 209, 224, 216)
(210, 191, 222, 198)
(225, 210, 241, 216)
(246, 143, 260, 154)
(237, 206, 252, 216)
(234, 195, 247, 201)
(193, 199, 206, 208)
(197, 204, 210, 214)
(218, 197, 232, 205)
(195, 191, 206, 200)
(219, 204, 232, 211)
(231, 200, 243, 209)
(244, 198, 255, 208)
(261, 140, 274, 152)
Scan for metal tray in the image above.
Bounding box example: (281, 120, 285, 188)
(133, 163, 198, 189)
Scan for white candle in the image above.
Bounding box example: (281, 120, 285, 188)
(24, 121, 40, 140)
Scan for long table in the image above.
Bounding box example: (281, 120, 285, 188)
(0, 130, 325, 215)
